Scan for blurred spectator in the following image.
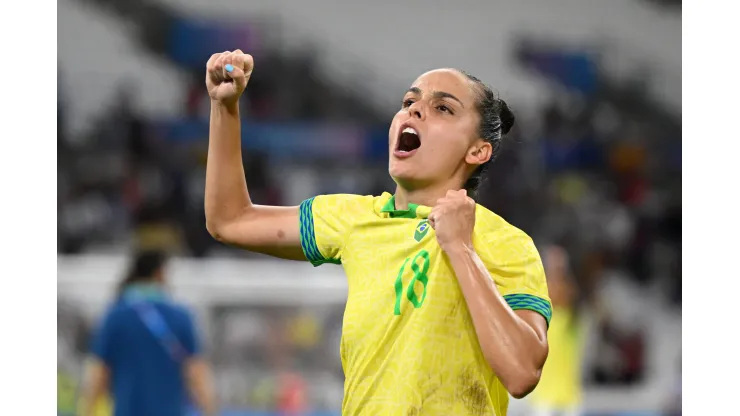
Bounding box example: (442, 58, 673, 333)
(80, 251, 216, 416)
(529, 245, 585, 416)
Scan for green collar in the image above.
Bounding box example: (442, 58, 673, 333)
(123, 283, 167, 302)
(380, 195, 429, 219)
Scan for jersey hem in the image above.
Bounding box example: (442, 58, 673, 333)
(299, 198, 324, 264)
(299, 197, 343, 267)
(503, 293, 553, 326)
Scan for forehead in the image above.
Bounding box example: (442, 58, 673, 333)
(409, 69, 475, 105)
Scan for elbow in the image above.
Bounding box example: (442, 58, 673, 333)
(485, 355, 541, 398)
(504, 370, 541, 399)
(499, 337, 549, 399)
(489, 352, 545, 400)
(205, 207, 254, 244)
(205, 220, 227, 243)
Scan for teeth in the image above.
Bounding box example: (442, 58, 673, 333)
(402, 127, 418, 136)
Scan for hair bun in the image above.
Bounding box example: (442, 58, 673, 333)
(498, 100, 516, 135)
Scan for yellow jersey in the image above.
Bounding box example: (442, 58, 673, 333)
(529, 306, 583, 410)
(299, 192, 551, 416)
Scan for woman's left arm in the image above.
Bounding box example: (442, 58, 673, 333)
(445, 244, 548, 399)
(428, 190, 549, 399)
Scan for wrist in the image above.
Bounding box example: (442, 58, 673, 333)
(210, 99, 239, 115)
(441, 240, 474, 257)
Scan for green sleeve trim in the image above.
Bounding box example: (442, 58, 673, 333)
(299, 197, 341, 267)
(503, 294, 553, 326)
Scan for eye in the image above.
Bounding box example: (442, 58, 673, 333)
(436, 104, 453, 114)
(402, 99, 415, 108)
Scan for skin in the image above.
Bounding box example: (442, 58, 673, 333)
(430, 189, 549, 398)
(389, 68, 492, 209)
(204, 51, 548, 398)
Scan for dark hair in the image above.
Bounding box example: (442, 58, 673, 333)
(456, 70, 516, 199)
(116, 250, 168, 296)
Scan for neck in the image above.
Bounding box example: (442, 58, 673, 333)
(394, 180, 463, 209)
(127, 281, 162, 290)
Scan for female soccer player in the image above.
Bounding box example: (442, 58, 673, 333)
(204, 50, 551, 416)
(529, 245, 583, 416)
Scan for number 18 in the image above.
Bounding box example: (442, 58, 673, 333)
(393, 250, 431, 315)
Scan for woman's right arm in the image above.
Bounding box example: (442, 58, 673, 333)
(203, 50, 305, 260)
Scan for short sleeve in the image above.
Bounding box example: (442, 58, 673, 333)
(298, 194, 358, 266)
(180, 309, 202, 356)
(478, 229, 552, 326)
(90, 309, 118, 365)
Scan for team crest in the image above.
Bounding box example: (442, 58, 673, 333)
(414, 220, 430, 242)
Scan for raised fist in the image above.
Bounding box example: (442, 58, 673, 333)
(428, 189, 476, 253)
(206, 50, 254, 106)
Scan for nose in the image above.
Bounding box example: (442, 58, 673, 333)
(408, 100, 425, 120)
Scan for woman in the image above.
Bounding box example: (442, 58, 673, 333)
(529, 245, 584, 416)
(205, 50, 551, 415)
(81, 251, 216, 416)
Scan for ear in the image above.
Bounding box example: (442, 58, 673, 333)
(465, 139, 492, 167)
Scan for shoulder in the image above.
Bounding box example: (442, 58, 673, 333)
(473, 205, 541, 267)
(100, 301, 130, 323)
(310, 193, 377, 206)
(474, 205, 535, 247)
(305, 193, 382, 216)
(157, 301, 196, 323)
(94, 302, 134, 335)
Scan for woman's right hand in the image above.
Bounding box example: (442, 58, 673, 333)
(205, 50, 254, 107)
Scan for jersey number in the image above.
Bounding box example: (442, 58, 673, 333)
(393, 250, 431, 315)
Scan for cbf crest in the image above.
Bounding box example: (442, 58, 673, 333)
(414, 220, 430, 242)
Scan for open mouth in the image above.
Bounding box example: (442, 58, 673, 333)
(395, 126, 422, 155)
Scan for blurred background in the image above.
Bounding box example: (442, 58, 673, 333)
(57, 0, 681, 415)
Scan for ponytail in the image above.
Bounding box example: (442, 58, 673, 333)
(116, 250, 167, 297)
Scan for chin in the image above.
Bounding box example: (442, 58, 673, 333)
(389, 167, 423, 189)
(389, 161, 413, 181)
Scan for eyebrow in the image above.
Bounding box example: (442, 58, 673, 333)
(406, 87, 465, 108)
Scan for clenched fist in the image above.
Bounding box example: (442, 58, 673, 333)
(206, 50, 254, 106)
(428, 189, 477, 252)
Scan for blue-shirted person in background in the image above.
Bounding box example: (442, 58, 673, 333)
(80, 250, 217, 416)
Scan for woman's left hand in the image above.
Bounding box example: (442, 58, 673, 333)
(428, 189, 476, 253)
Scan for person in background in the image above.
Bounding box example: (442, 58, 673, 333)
(529, 245, 584, 416)
(80, 250, 217, 416)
